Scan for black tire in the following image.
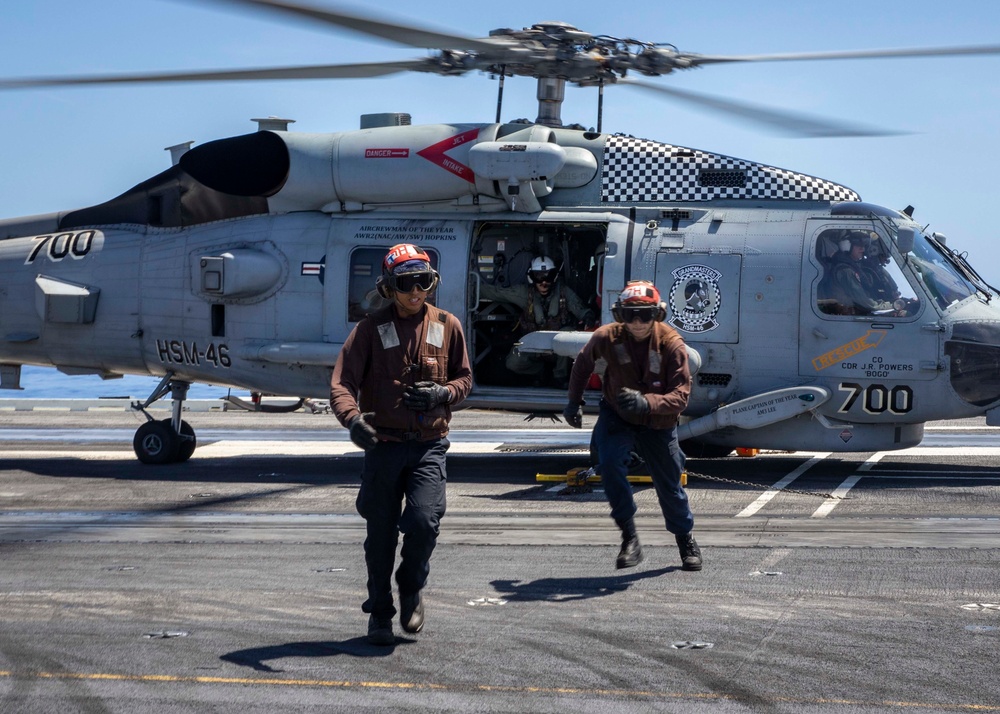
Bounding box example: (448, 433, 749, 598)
(133, 421, 178, 465)
(171, 419, 196, 463)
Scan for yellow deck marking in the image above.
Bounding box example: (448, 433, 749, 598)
(1, 669, 998, 710)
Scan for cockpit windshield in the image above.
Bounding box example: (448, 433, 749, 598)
(902, 230, 977, 311)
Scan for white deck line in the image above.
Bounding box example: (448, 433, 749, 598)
(734, 453, 830, 518)
(811, 474, 864, 518)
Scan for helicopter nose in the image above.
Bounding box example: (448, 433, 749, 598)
(944, 321, 1000, 409)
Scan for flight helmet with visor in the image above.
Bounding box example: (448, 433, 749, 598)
(527, 255, 560, 286)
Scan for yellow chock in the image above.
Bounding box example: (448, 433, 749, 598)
(535, 468, 652, 485)
(567, 467, 591, 487)
(735, 448, 759, 457)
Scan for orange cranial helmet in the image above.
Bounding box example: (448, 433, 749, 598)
(376, 243, 439, 297)
(382, 243, 432, 274)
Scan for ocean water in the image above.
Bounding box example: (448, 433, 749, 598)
(7, 365, 241, 400)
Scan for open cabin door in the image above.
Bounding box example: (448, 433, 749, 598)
(468, 218, 608, 393)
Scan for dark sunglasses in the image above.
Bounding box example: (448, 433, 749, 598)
(392, 272, 435, 292)
(621, 307, 656, 323)
(529, 269, 559, 284)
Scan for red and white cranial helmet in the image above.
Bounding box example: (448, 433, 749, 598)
(618, 280, 661, 306)
(383, 243, 432, 275)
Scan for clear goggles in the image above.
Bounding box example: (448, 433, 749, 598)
(390, 271, 436, 293)
(529, 268, 559, 284)
(620, 306, 657, 323)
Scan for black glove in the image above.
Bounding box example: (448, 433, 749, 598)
(617, 388, 651, 418)
(347, 413, 378, 452)
(581, 310, 598, 330)
(562, 402, 583, 429)
(402, 381, 451, 411)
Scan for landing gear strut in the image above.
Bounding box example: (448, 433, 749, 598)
(131, 373, 196, 464)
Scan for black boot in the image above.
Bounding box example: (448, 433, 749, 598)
(367, 614, 395, 646)
(399, 591, 424, 634)
(615, 518, 644, 569)
(676, 533, 703, 571)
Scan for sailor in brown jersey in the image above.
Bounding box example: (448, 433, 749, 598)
(563, 281, 703, 572)
(331, 243, 472, 645)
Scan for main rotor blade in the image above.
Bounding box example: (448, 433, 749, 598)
(684, 44, 1000, 66)
(620, 78, 902, 138)
(0, 61, 426, 89)
(192, 0, 510, 52)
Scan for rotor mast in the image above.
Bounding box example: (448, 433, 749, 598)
(535, 77, 566, 127)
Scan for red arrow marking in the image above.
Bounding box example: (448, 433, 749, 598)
(416, 128, 480, 183)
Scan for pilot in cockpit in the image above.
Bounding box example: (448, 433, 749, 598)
(826, 231, 904, 315)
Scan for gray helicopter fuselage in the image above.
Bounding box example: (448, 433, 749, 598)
(2, 121, 999, 456)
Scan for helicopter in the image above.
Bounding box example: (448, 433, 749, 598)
(2, 0, 1000, 464)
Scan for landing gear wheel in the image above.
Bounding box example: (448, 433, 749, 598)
(134, 420, 178, 465)
(171, 419, 196, 463)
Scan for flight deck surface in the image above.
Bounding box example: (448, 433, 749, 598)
(1, 406, 998, 712)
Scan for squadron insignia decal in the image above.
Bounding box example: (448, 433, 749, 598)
(668, 265, 722, 333)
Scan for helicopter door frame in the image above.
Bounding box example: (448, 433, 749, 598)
(467, 213, 616, 388)
(799, 220, 942, 423)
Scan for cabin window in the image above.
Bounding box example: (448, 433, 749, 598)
(815, 228, 920, 318)
(347, 247, 439, 323)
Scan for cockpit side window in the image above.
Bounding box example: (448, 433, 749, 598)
(815, 228, 920, 318)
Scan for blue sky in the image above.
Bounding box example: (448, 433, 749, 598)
(1, 0, 999, 398)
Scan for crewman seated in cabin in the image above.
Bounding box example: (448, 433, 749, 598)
(480, 255, 596, 387)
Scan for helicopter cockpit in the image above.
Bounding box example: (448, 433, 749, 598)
(815, 228, 921, 318)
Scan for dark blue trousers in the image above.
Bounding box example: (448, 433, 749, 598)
(355, 438, 449, 619)
(594, 402, 694, 535)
